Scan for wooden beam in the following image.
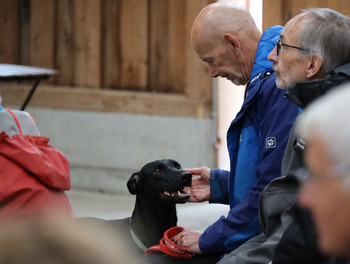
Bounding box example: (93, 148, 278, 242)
(55, 0, 74, 86)
(148, 0, 170, 93)
(0, 0, 19, 64)
(168, 0, 187, 94)
(262, 0, 283, 31)
(73, 0, 102, 88)
(184, 0, 212, 100)
(30, 0, 55, 69)
(19, 0, 31, 66)
(119, 0, 148, 90)
(0, 83, 211, 118)
(282, 0, 350, 22)
(101, 0, 121, 89)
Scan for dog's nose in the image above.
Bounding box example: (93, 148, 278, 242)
(180, 172, 192, 182)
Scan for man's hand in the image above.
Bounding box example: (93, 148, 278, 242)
(185, 166, 211, 202)
(172, 229, 203, 254)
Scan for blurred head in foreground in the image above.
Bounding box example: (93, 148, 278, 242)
(0, 216, 136, 264)
(298, 84, 350, 258)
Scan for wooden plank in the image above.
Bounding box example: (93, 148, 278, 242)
(119, 0, 148, 90)
(19, 0, 31, 66)
(262, 0, 283, 31)
(282, 0, 310, 24)
(55, 0, 74, 86)
(281, 0, 292, 24)
(184, 0, 212, 100)
(0, 83, 210, 118)
(29, 0, 55, 69)
(148, 0, 188, 94)
(325, 0, 350, 17)
(73, 0, 102, 88)
(284, 0, 346, 19)
(148, 0, 169, 92)
(325, 0, 340, 13)
(167, 0, 187, 93)
(101, 0, 121, 89)
(339, 1, 350, 17)
(0, 0, 19, 64)
(29, 0, 55, 85)
(282, 0, 350, 25)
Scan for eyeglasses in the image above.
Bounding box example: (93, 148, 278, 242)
(296, 163, 350, 185)
(276, 39, 306, 56)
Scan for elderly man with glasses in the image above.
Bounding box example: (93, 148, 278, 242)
(218, 7, 350, 264)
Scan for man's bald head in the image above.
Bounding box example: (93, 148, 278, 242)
(190, 2, 261, 85)
(191, 2, 258, 45)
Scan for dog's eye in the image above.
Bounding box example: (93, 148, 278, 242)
(175, 164, 181, 170)
(154, 168, 161, 174)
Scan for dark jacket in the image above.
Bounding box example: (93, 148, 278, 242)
(218, 62, 350, 264)
(272, 63, 350, 264)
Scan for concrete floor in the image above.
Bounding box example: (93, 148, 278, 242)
(67, 189, 230, 232)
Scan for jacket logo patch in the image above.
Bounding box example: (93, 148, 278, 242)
(266, 137, 276, 148)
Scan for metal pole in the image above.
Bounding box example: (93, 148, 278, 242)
(21, 78, 41, 111)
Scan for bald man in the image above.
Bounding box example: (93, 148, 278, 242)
(191, 4, 260, 85)
(169, 1, 299, 259)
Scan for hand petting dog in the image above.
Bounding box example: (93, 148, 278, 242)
(184, 166, 211, 202)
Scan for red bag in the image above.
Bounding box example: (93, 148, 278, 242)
(0, 109, 72, 218)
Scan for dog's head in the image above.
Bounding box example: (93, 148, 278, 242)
(127, 159, 192, 204)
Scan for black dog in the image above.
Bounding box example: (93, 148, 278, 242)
(80, 159, 192, 258)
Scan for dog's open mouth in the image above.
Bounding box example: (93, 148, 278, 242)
(160, 189, 191, 203)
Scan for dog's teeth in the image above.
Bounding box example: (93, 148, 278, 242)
(178, 191, 181, 196)
(164, 191, 171, 196)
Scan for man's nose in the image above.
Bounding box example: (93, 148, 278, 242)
(268, 45, 278, 63)
(209, 66, 220, 78)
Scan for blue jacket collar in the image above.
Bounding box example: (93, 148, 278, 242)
(249, 25, 283, 83)
(236, 26, 283, 121)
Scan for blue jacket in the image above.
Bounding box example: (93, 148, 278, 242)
(198, 26, 299, 254)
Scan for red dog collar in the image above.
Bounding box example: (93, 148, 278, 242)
(145, 226, 195, 259)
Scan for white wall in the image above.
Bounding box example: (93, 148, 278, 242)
(217, 79, 245, 170)
(27, 107, 216, 194)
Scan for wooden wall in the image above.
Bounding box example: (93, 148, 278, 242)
(0, 0, 215, 117)
(263, 0, 350, 31)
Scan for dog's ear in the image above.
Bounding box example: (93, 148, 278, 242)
(127, 172, 143, 195)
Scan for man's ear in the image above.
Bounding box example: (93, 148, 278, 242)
(306, 54, 325, 79)
(127, 172, 143, 195)
(224, 33, 240, 52)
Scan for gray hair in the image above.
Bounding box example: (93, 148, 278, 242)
(297, 8, 350, 73)
(297, 84, 350, 164)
